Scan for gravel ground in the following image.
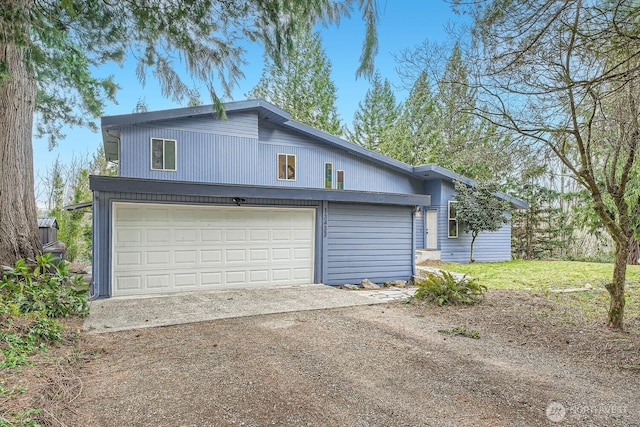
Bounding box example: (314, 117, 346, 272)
(45, 289, 640, 427)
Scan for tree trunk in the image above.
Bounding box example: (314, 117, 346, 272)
(0, 0, 41, 267)
(606, 239, 628, 329)
(627, 235, 639, 265)
(470, 232, 477, 263)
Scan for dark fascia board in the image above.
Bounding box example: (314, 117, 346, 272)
(412, 164, 529, 209)
(90, 175, 431, 207)
(101, 99, 290, 129)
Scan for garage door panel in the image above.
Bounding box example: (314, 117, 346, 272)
(146, 274, 170, 289)
(249, 249, 269, 261)
(115, 276, 142, 291)
(116, 252, 141, 265)
(174, 250, 197, 265)
(146, 251, 170, 265)
(226, 229, 246, 241)
(201, 250, 222, 264)
(175, 273, 197, 287)
(112, 202, 315, 296)
(201, 229, 223, 242)
(147, 229, 171, 243)
(226, 271, 246, 284)
(202, 272, 222, 286)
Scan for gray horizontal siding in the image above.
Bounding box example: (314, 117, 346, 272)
(325, 203, 414, 285)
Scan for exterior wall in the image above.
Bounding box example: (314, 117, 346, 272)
(92, 190, 321, 298)
(258, 121, 423, 194)
(118, 115, 261, 184)
(117, 112, 423, 195)
(324, 202, 414, 285)
(436, 180, 513, 263)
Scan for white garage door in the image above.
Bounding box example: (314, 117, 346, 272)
(111, 202, 315, 296)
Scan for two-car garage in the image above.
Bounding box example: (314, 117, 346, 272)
(91, 176, 428, 298)
(111, 203, 315, 297)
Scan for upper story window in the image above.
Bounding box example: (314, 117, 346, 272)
(337, 170, 344, 190)
(151, 138, 176, 171)
(278, 153, 296, 180)
(448, 201, 458, 238)
(325, 163, 333, 189)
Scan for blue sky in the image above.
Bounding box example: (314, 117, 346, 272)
(33, 1, 467, 201)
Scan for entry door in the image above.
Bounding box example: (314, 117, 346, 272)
(426, 210, 438, 249)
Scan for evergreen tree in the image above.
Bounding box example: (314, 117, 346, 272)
(248, 27, 342, 135)
(347, 71, 398, 151)
(380, 71, 437, 165)
(431, 42, 510, 180)
(0, 0, 378, 266)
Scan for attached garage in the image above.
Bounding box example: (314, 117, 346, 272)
(325, 203, 414, 285)
(111, 202, 315, 296)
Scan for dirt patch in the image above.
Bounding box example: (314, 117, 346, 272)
(8, 290, 640, 426)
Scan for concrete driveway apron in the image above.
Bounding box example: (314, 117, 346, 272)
(83, 284, 415, 333)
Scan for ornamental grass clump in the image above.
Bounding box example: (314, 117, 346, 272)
(413, 270, 487, 306)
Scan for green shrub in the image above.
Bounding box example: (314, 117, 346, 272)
(1, 254, 89, 318)
(0, 254, 89, 368)
(413, 270, 487, 306)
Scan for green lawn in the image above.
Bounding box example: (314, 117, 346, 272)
(428, 260, 640, 291)
(424, 260, 640, 326)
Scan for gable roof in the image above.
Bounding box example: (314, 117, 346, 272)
(101, 99, 527, 209)
(101, 99, 415, 177)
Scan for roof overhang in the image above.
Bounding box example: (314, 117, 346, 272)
(412, 164, 528, 209)
(90, 176, 431, 207)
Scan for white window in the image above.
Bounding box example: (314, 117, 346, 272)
(278, 153, 296, 180)
(337, 170, 344, 190)
(448, 201, 458, 238)
(151, 138, 176, 171)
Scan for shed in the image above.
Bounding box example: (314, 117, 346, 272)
(37, 217, 59, 246)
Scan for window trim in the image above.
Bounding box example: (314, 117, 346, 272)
(324, 162, 333, 189)
(150, 137, 177, 171)
(448, 200, 458, 238)
(336, 169, 345, 190)
(277, 153, 296, 181)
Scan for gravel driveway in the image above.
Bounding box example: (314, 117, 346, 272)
(63, 292, 639, 427)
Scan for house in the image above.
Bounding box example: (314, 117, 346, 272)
(90, 99, 526, 298)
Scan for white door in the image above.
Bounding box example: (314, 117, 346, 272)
(111, 202, 315, 296)
(426, 210, 438, 249)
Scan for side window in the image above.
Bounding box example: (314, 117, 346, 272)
(278, 154, 296, 180)
(151, 138, 177, 171)
(448, 201, 458, 238)
(337, 170, 344, 190)
(325, 163, 333, 189)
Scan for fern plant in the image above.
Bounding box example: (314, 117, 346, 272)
(413, 270, 487, 306)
